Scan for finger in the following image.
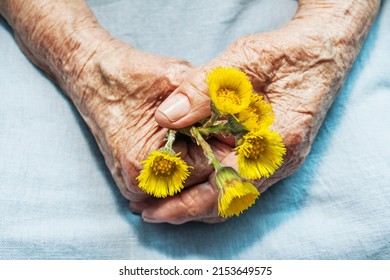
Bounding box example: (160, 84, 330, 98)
(129, 197, 157, 214)
(129, 198, 154, 214)
(129, 197, 224, 224)
(155, 67, 211, 129)
(172, 139, 214, 186)
(155, 35, 278, 130)
(213, 133, 236, 147)
(140, 182, 219, 224)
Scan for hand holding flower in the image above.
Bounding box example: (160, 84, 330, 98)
(1, 0, 379, 225)
(136, 67, 285, 222)
(140, 1, 379, 224)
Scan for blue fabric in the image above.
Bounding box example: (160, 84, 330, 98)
(0, 0, 389, 259)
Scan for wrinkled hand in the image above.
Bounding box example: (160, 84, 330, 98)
(133, 20, 352, 224)
(67, 39, 225, 211)
(131, 1, 379, 224)
(4, 0, 376, 225)
(2, 0, 226, 225)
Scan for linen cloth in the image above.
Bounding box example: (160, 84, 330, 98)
(0, 0, 389, 259)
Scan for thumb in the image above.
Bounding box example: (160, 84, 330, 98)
(155, 68, 211, 129)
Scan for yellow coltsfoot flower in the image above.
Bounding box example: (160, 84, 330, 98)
(215, 167, 260, 218)
(235, 129, 286, 180)
(207, 67, 252, 115)
(237, 93, 274, 131)
(137, 148, 191, 198)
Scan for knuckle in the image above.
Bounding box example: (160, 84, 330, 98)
(162, 60, 193, 90)
(180, 189, 201, 218)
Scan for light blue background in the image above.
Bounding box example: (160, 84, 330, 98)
(1, 0, 389, 259)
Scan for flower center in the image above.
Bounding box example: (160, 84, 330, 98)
(218, 88, 240, 105)
(249, 104, 262, 117)
(247, 138, 266, 159)
(152, 157, 175, 176)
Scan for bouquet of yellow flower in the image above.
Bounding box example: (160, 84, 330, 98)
(137, 67, 286, 218)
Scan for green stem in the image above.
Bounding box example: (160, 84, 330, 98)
(197, 122, 227, 137)
(190, 127, 223, 170)
(177, 126, 192, 137)
(203, 111, 219, 128)
(165, 129, 176, 150)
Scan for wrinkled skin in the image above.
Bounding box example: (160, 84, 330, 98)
(138, 23, 344, 223)
(0, 0, 379, 224)
(62, 39, 223, 204)
(140, 8, 379, 224)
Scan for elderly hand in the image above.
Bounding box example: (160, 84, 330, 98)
(0, 0, 219, 217)
(68, 38, 220, 203)
(1, 0, 379, 224)
(135, 0, 380, 224)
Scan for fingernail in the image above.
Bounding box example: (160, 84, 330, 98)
(142, 216, 162, 224)
(158, 93, 190, 122)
